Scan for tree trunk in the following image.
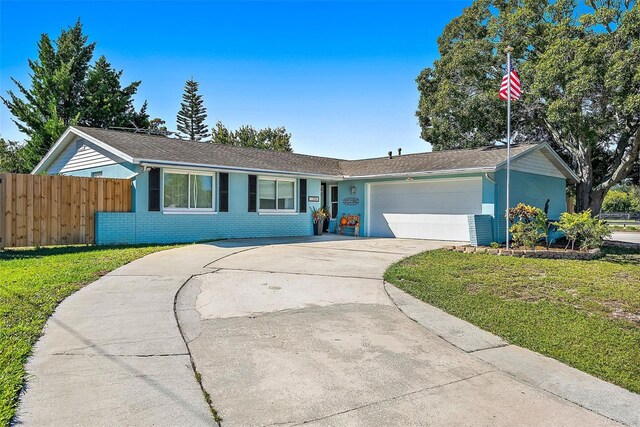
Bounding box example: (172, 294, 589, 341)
(588, 189, 606, 216)
(575, 181, 607, 216)
(575, 181, 592, 213)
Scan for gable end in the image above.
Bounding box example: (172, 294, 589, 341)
(48, 137, 121, 174)
(509, 148, 566, 179)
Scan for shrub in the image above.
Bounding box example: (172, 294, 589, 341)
(553, 210, 611, 250)
(508, 203, 548, 249)
(579, 216, 611, 250)
(489, 242, 500, 249)
(509, 221, 544, 249)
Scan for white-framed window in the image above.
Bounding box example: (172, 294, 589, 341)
(163, 169, 215, 212)
(330, 185, 338, 218)
(91, 171, 103, 178)
(258, 177, 296, 213)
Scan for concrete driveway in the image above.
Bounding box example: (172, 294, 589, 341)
(18, 236, 638, 426)
(176, 237, 624, 426)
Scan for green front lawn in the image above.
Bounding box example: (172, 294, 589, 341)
(0, 244, 179, 426)
(385, 248, 640, 394)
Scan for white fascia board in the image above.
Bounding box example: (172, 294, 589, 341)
(31, 127, 75, 174)
(493, 143, 541, 168)
(70, 127, 135, 163)
(138, 160, 344, 180)
(31, 126, 134, 174)
(342, 167, 494, 180)
(494, 142, 579, 183)
(539, 145, 580, 183)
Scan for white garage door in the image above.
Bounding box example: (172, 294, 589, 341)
(367, 178, 482, 241)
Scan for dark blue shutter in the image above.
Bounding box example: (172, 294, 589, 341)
(248, 175, 257, 212)
(219, 173, 229, 212)
(299, 179, 307, 213)
(148, 168, 160, 211)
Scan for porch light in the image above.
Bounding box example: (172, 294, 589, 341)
(351, 185, 357, 195)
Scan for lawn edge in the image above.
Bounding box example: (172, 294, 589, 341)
(383, 280, 640, 426)
(4, 244, 181, 426)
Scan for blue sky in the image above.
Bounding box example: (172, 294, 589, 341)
(0, 0, 471, 159)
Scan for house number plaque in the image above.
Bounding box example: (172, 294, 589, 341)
(342, 197, 359, 206)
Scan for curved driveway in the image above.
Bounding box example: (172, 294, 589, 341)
(18, 236, 634, 426)
(177, 237, 621, 426)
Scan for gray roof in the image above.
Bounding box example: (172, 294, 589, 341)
(74, 126, 343, 176)
(66, 126, 538, 178)
(339, 145, 532, 177)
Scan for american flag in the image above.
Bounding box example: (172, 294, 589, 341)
(499, 63, 521, 101)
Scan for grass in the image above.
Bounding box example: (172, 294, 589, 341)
(384, 247, 640, 394)
(0, 244, 179, 426)
(609, 225, 640, 232)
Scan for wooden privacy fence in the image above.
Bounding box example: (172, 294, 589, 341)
(0, 173, 132, 248)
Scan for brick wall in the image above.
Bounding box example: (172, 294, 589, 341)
(95, 211, 314, 245)
(467, 214, 494, 246)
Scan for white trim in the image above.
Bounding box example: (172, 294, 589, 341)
(329, 184, 339, 218)
(257, 176, 297, 213)
(139, 160, 343, 180)
(163, 211, 218, 215)
(494, 143, 579, 182)
(343, 167, 495, 180)
(367, 176, 482, 186)
(162, 168, 216, 213)
(32, 128, 74, 174)
(257, 212, 300, 216)
(366, 182, 371, 237)
(32, 127, 133, 174)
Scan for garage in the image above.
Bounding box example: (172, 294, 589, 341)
(367, 177, 482, 241)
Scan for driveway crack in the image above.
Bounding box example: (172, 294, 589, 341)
(215, 267, 380, 281)
(51, 352, 189, 358)
(261, 371, 496, 427)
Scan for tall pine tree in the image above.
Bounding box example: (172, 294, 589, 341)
(81, 56, 149, 129)
(2, 19, 95, 169)
(2, 20, 153, 171)
(176, 79, 210, 141)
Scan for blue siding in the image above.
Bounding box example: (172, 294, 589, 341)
(493, 169, 567, 243)
(481, 174, 495, 215)
(95, 171, 321, 245)
(336, 180, 366, 234)
(62, 162, 138, 178)
(63, 157, 565, 245)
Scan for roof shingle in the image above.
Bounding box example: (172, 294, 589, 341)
(73, 126, 535, 177)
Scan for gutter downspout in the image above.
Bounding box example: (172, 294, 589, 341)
(484, 172, 495, 184)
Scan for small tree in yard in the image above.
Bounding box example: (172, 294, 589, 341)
(176, 79, 210, 142)
(554, 211, 611, 250)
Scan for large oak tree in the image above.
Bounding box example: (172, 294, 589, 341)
(416, 0, 640, 214)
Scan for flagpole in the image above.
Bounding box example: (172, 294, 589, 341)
(505, 46, 513, 250)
